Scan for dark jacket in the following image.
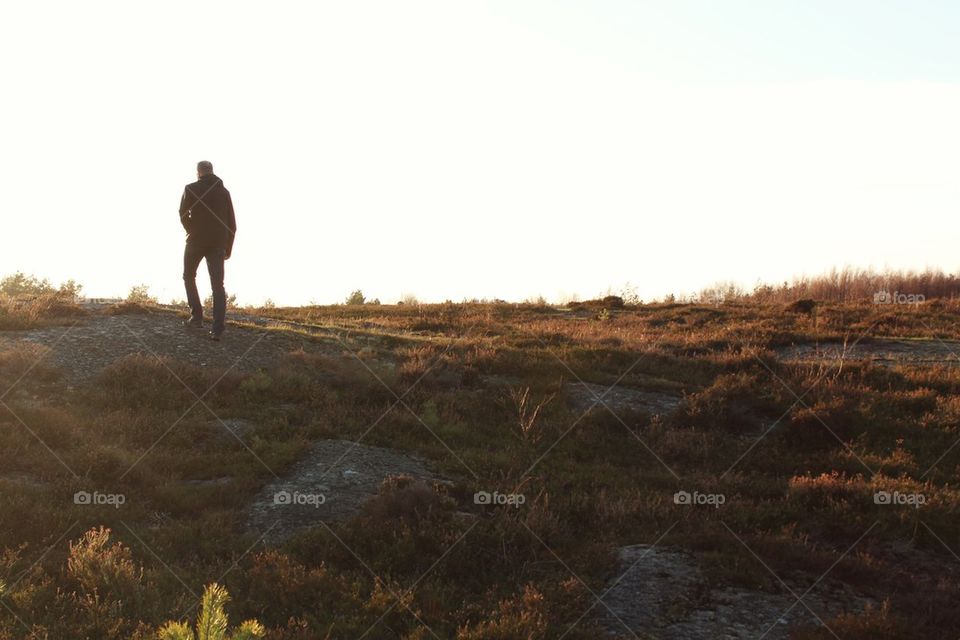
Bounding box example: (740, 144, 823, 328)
(179, 174, 236, 256)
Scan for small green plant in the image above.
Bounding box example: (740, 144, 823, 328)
(420, 399, 440, 428)
(239, 370, 273, 396)
(157, 583, 264, 640)
(345, 289, 366, 305)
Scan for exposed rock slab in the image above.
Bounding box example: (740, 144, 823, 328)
(776, 338, 960, 367)
(0, 312, 341, 383)
(209, 418, 255, 441)
(598, 545, 872, 639)
(0, 474, 48, 490)
(247, 439, 446, 543)
(565, 382, 681, 417)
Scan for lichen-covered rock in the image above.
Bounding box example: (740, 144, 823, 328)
(246, 439, 448, 543)
(565, 382, 682, 417)
(597, 545, 873, 639)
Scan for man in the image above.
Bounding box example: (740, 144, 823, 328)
(179, 160, 236, 340)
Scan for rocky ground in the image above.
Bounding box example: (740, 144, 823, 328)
(247, 439, 449, 543)
(564, 381, 682, 418)
(598, 545, 874, 639)
(0, 309, 344, 382)
(776, 336, 960, 367)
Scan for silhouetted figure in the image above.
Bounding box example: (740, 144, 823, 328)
(179, 160, 236, 340)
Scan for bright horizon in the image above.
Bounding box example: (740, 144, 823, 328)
(3, 1, 959, 305)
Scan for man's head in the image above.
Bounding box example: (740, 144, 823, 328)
(197, 160, 214, 177)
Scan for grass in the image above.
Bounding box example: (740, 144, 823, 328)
(1, 298, 960, 638)
(0, 293, 87, 330)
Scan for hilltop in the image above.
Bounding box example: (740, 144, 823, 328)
(1, 296, 959, 638)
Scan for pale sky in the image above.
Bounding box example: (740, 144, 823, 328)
(2, 1, 959, 305)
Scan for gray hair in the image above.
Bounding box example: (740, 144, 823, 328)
(197, 160, 213, 175)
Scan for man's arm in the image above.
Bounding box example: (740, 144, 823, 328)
(179, 188, 193, 232)
(224, 190, 236, 259)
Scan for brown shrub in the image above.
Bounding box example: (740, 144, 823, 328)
(783, 398, 858, 451)
(67, 526, 142, 606)
(456, 585, 547, 639)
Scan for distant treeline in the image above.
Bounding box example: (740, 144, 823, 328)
(696, 268, 960, 304)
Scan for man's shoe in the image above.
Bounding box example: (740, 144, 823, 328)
(183, 316, 203, 329)
(209, 329, 224, 341)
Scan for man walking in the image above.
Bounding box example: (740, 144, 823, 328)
(179, 160, 236, 340)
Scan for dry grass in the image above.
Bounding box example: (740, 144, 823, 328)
(705, 266, 960, 304)
(1, 299, 960, 638)
(0, 292, 86, 330)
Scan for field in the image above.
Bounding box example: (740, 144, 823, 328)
(1, 295, 960, 639)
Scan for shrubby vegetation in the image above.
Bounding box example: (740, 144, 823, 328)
(697, 267, 960, 305)
(0, 272, 82, 299)
(0, 272, 85, 329)
(127, 284, 158, 305)
(157, 583, 264, 640)
(344, 289, 381, 305)
(2, 274, 960, 636)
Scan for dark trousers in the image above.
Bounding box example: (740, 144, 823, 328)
(183, 244, 226, 332)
